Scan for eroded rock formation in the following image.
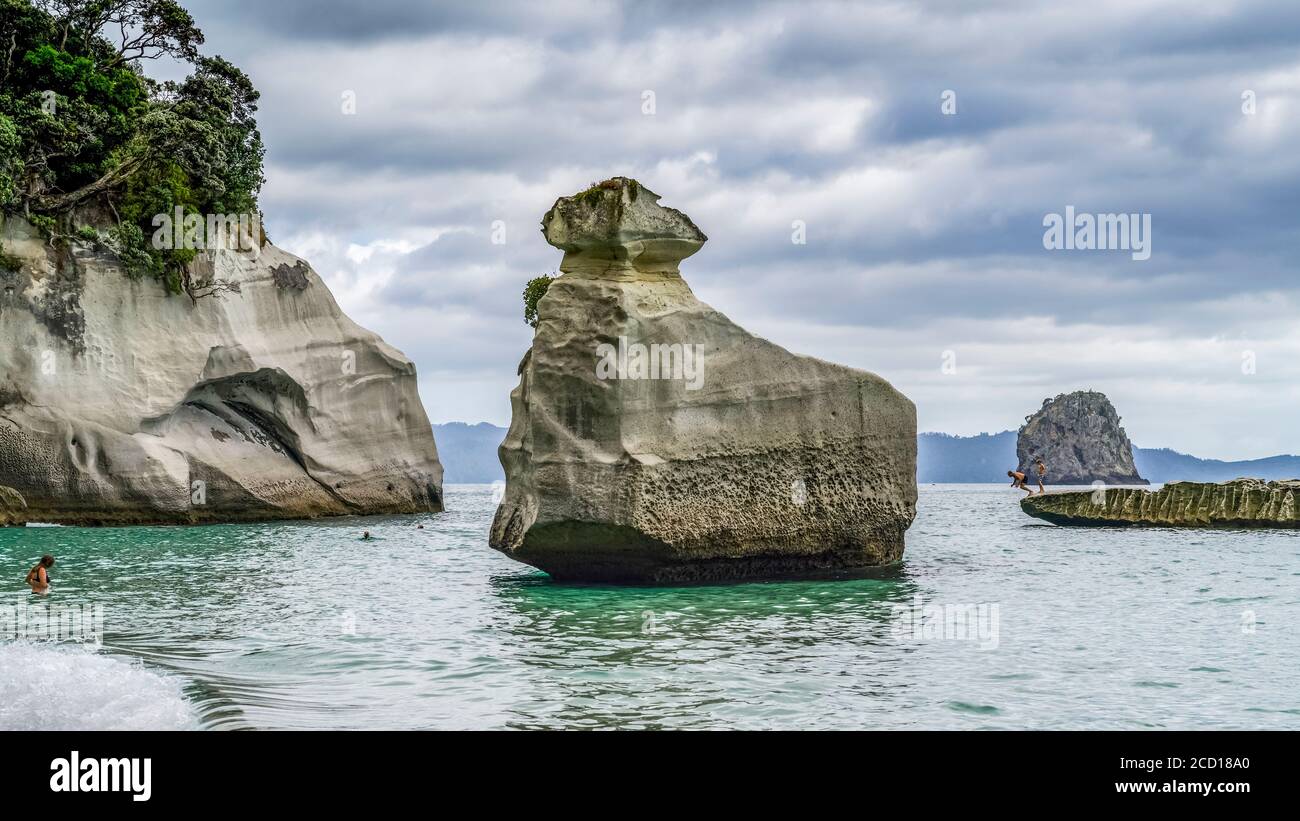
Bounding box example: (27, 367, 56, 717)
(1021, 478, 1300, 527)
(0, 216, 442, 525)
(489, 178, 917, 582)
(1017, 390, 1146, 485)
(0, 485, 26, 526)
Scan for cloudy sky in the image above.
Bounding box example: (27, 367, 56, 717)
(180, 0, 1300, 460)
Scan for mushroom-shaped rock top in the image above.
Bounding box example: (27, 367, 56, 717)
(541, 177, 707, 275)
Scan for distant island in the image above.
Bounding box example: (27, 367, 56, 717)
(1016, 391, 1146, 485)
(435, 424, 1300, 485)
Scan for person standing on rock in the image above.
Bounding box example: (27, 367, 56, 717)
(1034, 459, 1047, 494)
(1008, 470, 1033, 496)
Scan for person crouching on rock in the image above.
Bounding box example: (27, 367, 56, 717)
(26, 554, 54, 595)
(1008, 471, 1033, 496)
(1034, 459, 1047, 494)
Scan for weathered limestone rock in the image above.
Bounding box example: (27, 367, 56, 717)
(1017, 390, 1146, 485)
(1021, 478, 1300, 527)
(489, 178, 917, 582)
(0, 216, 442, 525)
(0, 485, 26, 526)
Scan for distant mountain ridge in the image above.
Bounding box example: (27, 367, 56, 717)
(918, 431, 1300, 484)
(432, 423, 507, 483)
(917, 431, 1018, 483)
(437, 423, 1300, 485)
(1131, 447, 1300, 484)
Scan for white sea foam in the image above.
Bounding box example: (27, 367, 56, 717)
(0, 642, 199, 730)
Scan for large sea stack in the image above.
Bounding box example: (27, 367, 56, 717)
(489, 178, 917, 582)
(1017, 390, 1146, 485)
(0, 216, 443, 525)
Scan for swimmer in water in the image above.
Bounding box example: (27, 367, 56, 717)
(361, 531, 372, 541)
(25, 554, 54, 595)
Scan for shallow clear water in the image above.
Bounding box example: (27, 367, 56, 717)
(1, 484, 1297, 730)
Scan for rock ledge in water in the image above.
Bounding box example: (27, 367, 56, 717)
(489, 178, 917, 583)
(1021, 478, 1300, 527)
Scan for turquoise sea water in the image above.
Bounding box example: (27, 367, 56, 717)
(1, 484, 1297, 730)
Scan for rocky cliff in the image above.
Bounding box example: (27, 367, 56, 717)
(0, 484, 25, 526)
(488, 178, 917, 583)
(1021, 479, 1300, 527)
(0, 215, 442, 525)
(1017, 391, 1146, 485)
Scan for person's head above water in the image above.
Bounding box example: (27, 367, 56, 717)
(39, 555, 54, 568)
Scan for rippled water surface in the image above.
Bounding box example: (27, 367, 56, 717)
(2, 484, 1297, 730)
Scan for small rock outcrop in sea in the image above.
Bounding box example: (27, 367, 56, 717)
(1017, 390, 1147, 485)
(0, 485, 26, 526)
(1021, 478, 1300, 527)
(488, 178, 917, 583)
(0, 216, 443, 525)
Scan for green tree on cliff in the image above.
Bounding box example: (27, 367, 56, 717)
(0, 0, 265, 292)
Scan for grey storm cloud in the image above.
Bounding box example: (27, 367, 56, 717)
(178, 0, 1300, 459)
